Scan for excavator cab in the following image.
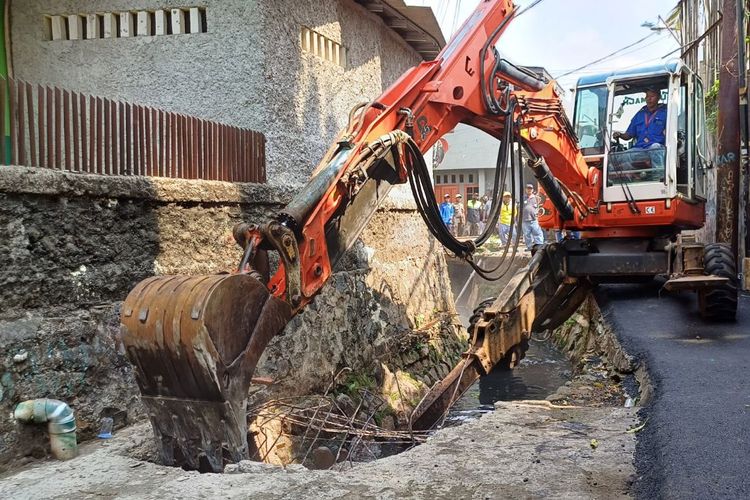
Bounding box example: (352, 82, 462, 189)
(573, 61, 709, 205)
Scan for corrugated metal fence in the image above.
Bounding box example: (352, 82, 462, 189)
(0, 78, 266, 183)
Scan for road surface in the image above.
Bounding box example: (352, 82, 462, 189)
(596, 282, 750, 499)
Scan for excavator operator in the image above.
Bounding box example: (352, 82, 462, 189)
(612, 87, 666, 148)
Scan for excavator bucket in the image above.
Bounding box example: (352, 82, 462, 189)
(120, 273, 291, 472)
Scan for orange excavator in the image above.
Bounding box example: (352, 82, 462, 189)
(120, 0, 737, 472)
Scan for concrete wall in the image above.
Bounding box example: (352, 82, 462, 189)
(10, 0, 423, 188)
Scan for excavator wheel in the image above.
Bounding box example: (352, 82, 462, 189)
(467, 297, 528, 370)
(120, 273, 292, 472)
(698, 243, 738, 321)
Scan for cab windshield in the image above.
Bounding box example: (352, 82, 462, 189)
(608, 79, 669, 186)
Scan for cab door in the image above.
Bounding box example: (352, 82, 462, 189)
(693, 75, 708, 200)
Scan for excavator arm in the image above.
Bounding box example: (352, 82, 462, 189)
(121, 0, 593, 472)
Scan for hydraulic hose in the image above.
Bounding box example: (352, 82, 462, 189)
(14, 398, 78, 460)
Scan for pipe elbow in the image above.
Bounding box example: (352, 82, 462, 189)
(14, 399, 78, 460)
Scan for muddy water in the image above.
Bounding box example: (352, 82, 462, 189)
(443, 255, 572, 426)
(443, 339, 571, 426)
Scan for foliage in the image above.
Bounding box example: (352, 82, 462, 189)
(705, 78, 719, 136)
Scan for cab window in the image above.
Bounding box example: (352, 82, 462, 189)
(574, 85, 608, 155)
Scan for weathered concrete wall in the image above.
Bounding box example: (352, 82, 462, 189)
(0, 166, 461, 471)
(10, 0, 423, 188)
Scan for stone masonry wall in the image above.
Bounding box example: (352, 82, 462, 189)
(0, 166, 462, 471)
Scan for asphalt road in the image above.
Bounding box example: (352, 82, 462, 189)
(596, 282, 750, 500)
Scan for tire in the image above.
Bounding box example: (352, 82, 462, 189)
(467, 297, 528, 370)
(698, 243, 738, 321)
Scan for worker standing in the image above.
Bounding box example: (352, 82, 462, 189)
(498, 191, 515, 244)
(466, 192, 482, 236)
(522, 184, 544, 251)
(453, 194, 466, 237)
(439, 194, 455, 233)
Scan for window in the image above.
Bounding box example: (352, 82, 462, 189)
(46, 7, 208, 41)
(573, 85, 608, 154)
(468, 174, 474, 183)
(300, 27, 346, 67)
(451, 174, 456, 183)
(435, 175, 441, 184)
(459, 174, 464, 183)
(607, 79, 669, 186)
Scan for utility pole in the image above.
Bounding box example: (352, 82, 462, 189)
(715, 0, 741, 264)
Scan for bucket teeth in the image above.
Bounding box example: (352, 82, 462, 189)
(121, 274, 291, 472)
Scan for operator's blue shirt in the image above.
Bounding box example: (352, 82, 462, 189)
(439, 201, 455, 225)
(626, 104, 667, 148)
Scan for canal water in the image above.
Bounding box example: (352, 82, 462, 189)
(443, 339, 571, 426)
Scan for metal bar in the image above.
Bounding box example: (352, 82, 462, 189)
(144, 107, 152, 176)
(110, 99, 117, 175)
(35, 85, 43, 168)
(47, 87, 53, 169)
(62, 90, 70, 170)
(119, 102, 126, 175)
(96, 97, 104, 174)
(133, 104, 140, 175)
(9, 78, 17, 165)
(0, 79, 6, 165)
(80, 93, 87, 172)
(181, 114, 188, 178)
(71, 92, 79, 171)
(193, 117, 200, 178)
(151, 107, 158, 176)
(170, 112, 177, 177)
(139, 105, 147, 176)
(103, 97, 110, 174)
(125, 103, 132, 174)
(27, 83, 36, 168)
(158, 109, 165, 177)
(89, 95, 96, 173)
(54, 87, 62, 169)
(17, 81, 25, 166)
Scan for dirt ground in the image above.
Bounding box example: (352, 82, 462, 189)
(1, 397, 637, 500)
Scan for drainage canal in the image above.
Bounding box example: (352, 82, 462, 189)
(443, 254, 572, 426)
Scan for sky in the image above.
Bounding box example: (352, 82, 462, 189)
(408, 0, 680, 101)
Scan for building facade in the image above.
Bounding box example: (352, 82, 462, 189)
(8, 0, 443, 187)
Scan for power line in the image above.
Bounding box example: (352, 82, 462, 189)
(554, 32, 659, 80)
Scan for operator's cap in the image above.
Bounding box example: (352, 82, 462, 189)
(526, 183, 534, 188)
(444, 193, 451, 198)
(644, 85, 660, 94)
(503, 191, 511, 197)
(456, 194, 463, 198)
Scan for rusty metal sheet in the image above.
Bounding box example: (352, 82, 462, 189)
(8, 78, 17, 165)
(80, 93, 87, 172)
(27, 83, 36, 168)
(47, 87, 53, 169)
(0, 79, 7, 164)
(71, 92, 79, 171)
(55, 87, 62, 169)
(144, 107, 152, 176)
(17, 81, 25, 166)
(62, 90, 70, 170)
